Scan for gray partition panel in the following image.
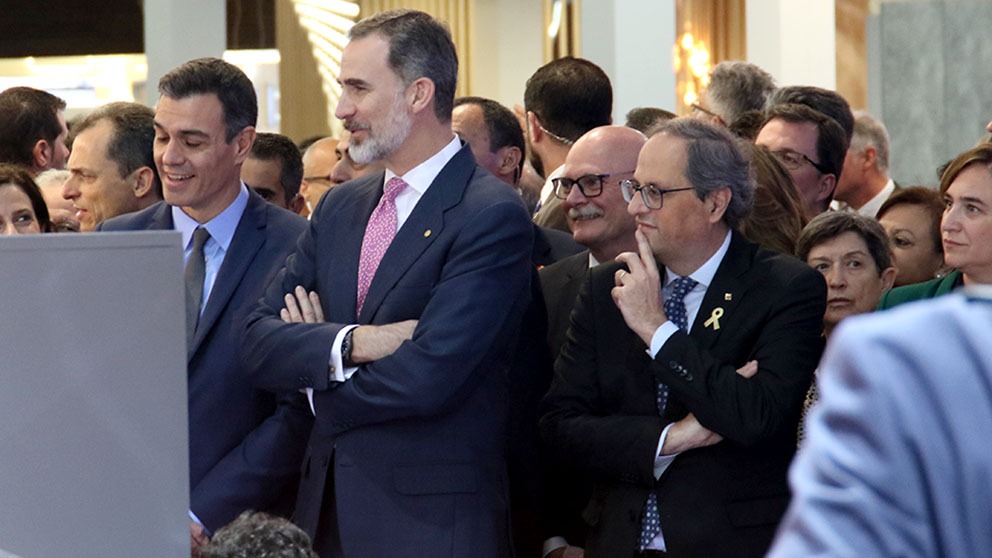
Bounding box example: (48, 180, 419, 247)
(0, 232, 188, 558)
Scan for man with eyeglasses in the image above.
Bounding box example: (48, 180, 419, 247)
(298, 137, 337, 217)
(541, 118, 826, 558)
(755, 103, 847, 218)
(538, 125, 645, 558)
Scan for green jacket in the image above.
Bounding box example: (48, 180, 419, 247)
(877, 270, 963, 310)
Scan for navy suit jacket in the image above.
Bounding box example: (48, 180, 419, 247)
(540, 232, 826, 557)
(243, 144, 533, 558)
(98, 192, 312, 531)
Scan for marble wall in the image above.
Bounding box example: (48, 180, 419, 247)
(875, 0, 992, 186)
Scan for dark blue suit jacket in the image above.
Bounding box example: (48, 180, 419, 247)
(243, 144, 533, 558)
(98, 191, 313, 531)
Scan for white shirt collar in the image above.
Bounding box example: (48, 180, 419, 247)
(384, 135, 461, 197)
(665, 229, 733, 290)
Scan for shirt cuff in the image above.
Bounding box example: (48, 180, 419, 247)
(542, 536, 569, 557)
(330, 324, 360, 382)
(188, 509, 210, 536)
(653, 422, 678, 480)
(648, 321, 679, 357)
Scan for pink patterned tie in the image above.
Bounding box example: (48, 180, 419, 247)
(356, 177, 408, 314)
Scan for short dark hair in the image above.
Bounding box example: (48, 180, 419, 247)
(349, 9, 458, 122)
(0, 163, 52, 232)
(454, 96, 525, 174)
(158, 57, 257, 142)
(796, 211, 893, 273)
(763, 103, 847, 181)
(73, 102, 161, 198)
(767, 85, 854, 151)
(200, 511, 317, 558)
(654, 118, 754, 229)
(250, 132, 304, 203)
(524, 57, 612, 143)
(705, 61, 776, 127)
(876, 186, 944, 257)
(0, 87, 67, 168)
(625, 107, 676, 135)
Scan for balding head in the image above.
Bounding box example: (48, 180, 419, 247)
(299, 137, 339, 215)
(558, 125, 646, 262)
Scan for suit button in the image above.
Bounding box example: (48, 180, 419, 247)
(669, 361, 679, 370)
(298, 375, 313, 387)
(685, 373, 693, 381)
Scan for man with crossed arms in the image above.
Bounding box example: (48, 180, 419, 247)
(540, 118, 825, 557)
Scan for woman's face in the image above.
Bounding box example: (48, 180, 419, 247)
(806, 231, 895, 332)
(878, 203, 944, 286)
(0, 183, 42, 235)
(942, 164, 992, 284)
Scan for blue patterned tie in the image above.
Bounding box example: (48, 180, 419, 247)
(639, 275, 698, 551)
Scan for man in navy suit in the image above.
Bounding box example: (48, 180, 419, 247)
(98, 58, 311, 554)
(540, 118, 825, 557)
(242, 10, 533, 558)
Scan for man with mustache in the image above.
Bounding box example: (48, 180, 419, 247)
(243, 9, 533, 558)
(538, 125, 645, 558)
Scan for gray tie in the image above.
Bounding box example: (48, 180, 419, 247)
(185, 227, 210, 349)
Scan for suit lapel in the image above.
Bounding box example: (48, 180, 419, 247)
(188, 193, 267, 360)
(689, 232, 754, 350)
(358, 145, 475, 322)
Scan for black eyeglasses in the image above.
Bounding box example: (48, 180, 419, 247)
(769, 149, 829, 175)
(620, 179, 693, 209)
(551, 171, 634, 199)
(690, 103, 720, 120)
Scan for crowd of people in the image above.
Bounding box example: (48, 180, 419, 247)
(2, 7, 991, 558)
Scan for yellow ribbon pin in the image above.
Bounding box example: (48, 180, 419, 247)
(704, 307, 724, 330)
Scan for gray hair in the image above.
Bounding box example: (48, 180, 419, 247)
(349, 9, 458, 123)
(849, 111, 890, 173)
(705, 61, 776, 128)
(655, 118, 755, 229)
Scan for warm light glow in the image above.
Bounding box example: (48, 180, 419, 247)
(675, 30, 712, 115)
(290, 0, 360, 133)
(548, 0, 563, 39)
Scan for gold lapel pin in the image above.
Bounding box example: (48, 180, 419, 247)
(424, 229, 432, 238)
(704, 307, 724, 330)
(724, 293, 732, 301)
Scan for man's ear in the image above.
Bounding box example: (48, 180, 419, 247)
(707, 187, 732, 223)
(32, 139, 51, 170)
(526, 112, 543, 144)
(288, 193, 306, 215)
(407, 77, 435, 116)
(130, 166, 156, 199)
(496, 146, 523, 180)
(862, 146, 878, 171)
(233, 127, 256, 165)
(818, 173, 837, 203)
